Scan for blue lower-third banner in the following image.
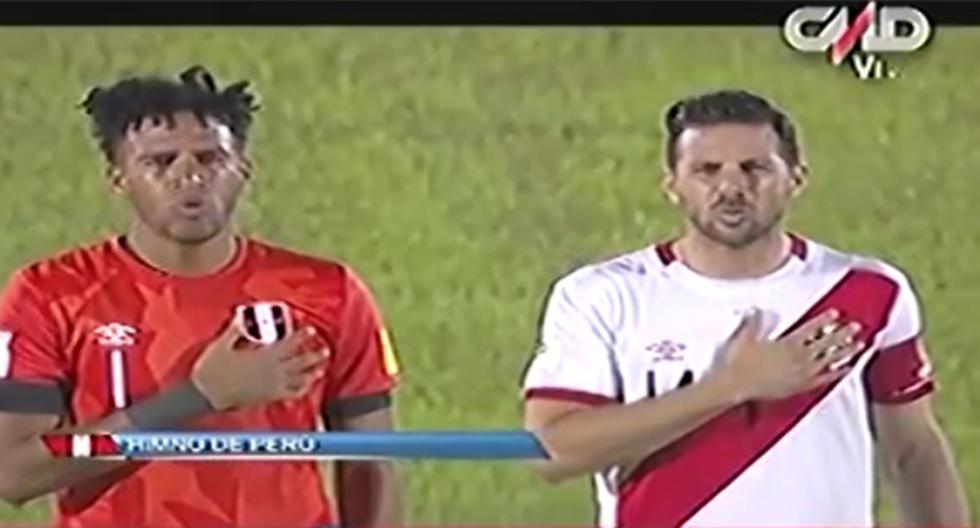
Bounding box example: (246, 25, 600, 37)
(41, 430, 550, 460)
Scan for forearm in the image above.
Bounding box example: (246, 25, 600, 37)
(532, 372, 740, 481)
(336, 460, 404, 527)
(0, 411, 136, 505)
(889, 437, 971, 526)
(0, 379, 214, 505)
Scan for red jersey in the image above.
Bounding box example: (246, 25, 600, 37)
(0, 236, 400, 528)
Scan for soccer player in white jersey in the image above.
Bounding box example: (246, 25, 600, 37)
(522, 90, 970, 527)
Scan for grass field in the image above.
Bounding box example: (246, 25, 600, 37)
(0, 28, 977, 525)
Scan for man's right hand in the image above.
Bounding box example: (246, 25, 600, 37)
(716, 308, 865, 404)
(190, 320, 329, 411)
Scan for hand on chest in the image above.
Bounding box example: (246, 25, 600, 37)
(617, 281, 891, 402)
(619, 302, 772, 400)
(70, 289, 333, 409)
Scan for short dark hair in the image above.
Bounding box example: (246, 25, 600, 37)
(79, 65, 260, 162)
(663, 89, 802, 169)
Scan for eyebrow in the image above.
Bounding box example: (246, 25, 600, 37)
(690, 156, 772, 165)
(136, 141, 229, 153)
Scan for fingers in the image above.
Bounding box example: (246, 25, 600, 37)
(278, 347, 329, 397)
(268, 326, 318, 358)
(785, 309, 840, 346)
(732, 308, 764, 343)
(282, 347, 330, 374)
(216, 316, 246, 348)
(281, 360, 329, 397)
(807, 321, 862, 359)
(811, 338, 865, 375)
(795, 315, 864, 378)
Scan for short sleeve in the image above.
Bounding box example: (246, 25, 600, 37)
(522, 273, 620, 405)
(0, 269, 69, 413)
(863, 267, 934, 405)
(323, 269, 399, 404)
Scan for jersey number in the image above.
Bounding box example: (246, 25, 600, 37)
(108, 349, 128, 409)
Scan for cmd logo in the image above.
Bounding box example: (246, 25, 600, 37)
(782, 2, 932, 80)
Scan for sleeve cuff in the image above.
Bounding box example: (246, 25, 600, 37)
(323, 391, 393, 422)
(871, 379, 936, 405)
(0, 379, 66, 414)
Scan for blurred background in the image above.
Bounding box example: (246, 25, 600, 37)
(0, 28, 976, 525)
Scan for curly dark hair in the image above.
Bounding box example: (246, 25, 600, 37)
(79, 65, 260, 162)
(663, 89, 802, 169)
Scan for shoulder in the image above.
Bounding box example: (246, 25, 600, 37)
(7, 238, 121, 301)
(549, 246, 655, 306)
(808, 238, 909, 280)
(246, 238, 373, 295)
(807, 238, 916, 293)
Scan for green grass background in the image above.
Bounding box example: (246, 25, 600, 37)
(0, 28, 976, 525)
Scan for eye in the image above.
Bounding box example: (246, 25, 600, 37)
(693, 162, 722, 177)
(196, 150, 226, 167)
(740, 160, 773, 174)
(142, 153, 176, 170)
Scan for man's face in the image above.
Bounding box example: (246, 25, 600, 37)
(664, 123, 805, 249)
(111, 111, 250, 245)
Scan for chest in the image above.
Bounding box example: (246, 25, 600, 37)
(60, 280, 335, 420)
(611, 273, 891, 402)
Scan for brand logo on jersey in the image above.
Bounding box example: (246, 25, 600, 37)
(236, 302, 292, 345)
(646, 340, 686, 362)
(93, 323, 138, 348)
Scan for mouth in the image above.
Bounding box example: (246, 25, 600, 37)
(715, 205, 751, 227)
(174, 197, 209, 218)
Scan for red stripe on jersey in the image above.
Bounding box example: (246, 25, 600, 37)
(863, 336, 935, 404)
(525, 387, 618, 406)
(617, 269, 899, 527)
(41, 434, 70, 457)
(92, 434, 121, 455)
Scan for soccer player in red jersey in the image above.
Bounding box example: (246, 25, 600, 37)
(0, 66, 404, 528)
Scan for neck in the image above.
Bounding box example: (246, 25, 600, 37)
(675, 228, 791, 280)
(125, 223, 239, 277)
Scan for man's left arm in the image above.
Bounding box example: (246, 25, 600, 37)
(865, 267, 971, 526)
(872, 393, 970, 526)
(321, 268, 404, 528)
(325, 399, 404, 528)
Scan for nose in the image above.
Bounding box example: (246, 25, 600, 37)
(715, 165, 750, 195)
(166, 154, 210, 188)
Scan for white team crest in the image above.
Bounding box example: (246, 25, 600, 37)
(93, 323, 138, 347)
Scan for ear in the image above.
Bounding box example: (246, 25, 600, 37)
(233, 144, 254, 181)
(789, 163, 809, 198)
(107, 166, 127, 196)
(661, 170, 680, 205)
(239, 155, 255, 181)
